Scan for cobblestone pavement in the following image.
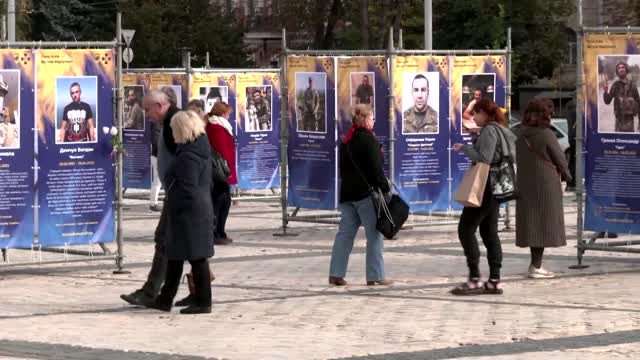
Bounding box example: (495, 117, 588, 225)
(0, 192, 639, 359)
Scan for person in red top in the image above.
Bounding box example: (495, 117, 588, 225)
(206, 101, 236, 245)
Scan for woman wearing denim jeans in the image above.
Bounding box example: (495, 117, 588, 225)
(328, 105, 393, 286)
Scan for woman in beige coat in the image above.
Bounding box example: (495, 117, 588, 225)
(515, 98, 571, 279)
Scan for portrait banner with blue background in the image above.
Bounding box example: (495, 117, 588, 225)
(287, 56, 337, 210)
(583, 34, 640, 234)
(392, 56, 450, 212)
(337, 57, 390, 177)
(235, 72, 280, 190)
(0, 50, 35, 248)
(449, 55, 506, 210)
(190, 72, 237, 183)
(36, 49, 115, 246)
(122, 73, 150, 189)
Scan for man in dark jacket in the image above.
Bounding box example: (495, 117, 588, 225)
(121, 90, 180, 307)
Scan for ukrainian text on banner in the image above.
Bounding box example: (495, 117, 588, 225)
(122, 73, 151, 189)
(583, 34, 640, 234)
(337, 57, 390, 177)
(235, 72, 281, 190)
(392, 56, 450, 212)
(0, 50, 35, 248)
(36, 49, 115, 246)
(190, 72, 237, 183)
(286, 56, 337, 209)
(449, 55, 506, 209)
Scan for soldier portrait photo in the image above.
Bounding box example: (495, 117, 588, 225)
(55, 76, 98, 144)
(246, 86, 272, 132)
(460, 74, 495, 134)
(0, 70, 20, 149)
(598, 55, 640, 133)
(124, 85, 145, 131)
(295, 72, 326, 133)
(200, 86, 228, 114)
(350, 72, 375, 112)
(402, 72, 440, 135)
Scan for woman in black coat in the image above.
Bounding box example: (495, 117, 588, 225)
(148, 110, 215, 315)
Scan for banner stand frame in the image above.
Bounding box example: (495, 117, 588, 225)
(569, 17, 640, 267)
(0, 38, 120, 270)
(278, 28, 510, 233)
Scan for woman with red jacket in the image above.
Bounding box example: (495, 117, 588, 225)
(206, 102, 236, 246)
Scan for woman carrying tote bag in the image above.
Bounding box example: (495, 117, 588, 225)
(328, 105, 393, 287)
(451, 99, 516, 295)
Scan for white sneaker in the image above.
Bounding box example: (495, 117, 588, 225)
(528, 265, 556, 279)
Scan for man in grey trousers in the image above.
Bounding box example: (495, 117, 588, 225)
(120, 89, 180, 306)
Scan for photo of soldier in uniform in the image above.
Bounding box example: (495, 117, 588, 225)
(461, 74, 495, 134)
(350, 72, 375, 112)
(124, 85, 144, 131)
(598, 55, 640, 133)
(402, 72, 439, 134)
(295, 73, 326, 133)
(56, 76, 98, 144)
(200, 86, 228, 114)
(0, 70, 20, 149)
(246, 86, 272, 132)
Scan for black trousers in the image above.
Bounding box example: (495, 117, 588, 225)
(156, 258, 212, 307)
(141, 200, 169, 297)
(458, 182, 502, 280)
(212, 188, 231, 240)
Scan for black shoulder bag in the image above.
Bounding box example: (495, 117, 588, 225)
(346, 143, 409, 240)
(487, 125, 518, 203)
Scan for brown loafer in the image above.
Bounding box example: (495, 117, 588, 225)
(329, 276, 347, 286)
(367, 279, 394, 286)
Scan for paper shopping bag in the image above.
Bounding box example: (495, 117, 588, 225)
(453, 162, 490, 207)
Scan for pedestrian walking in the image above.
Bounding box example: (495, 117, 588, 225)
(147, 110, 214, 314)
(451, 99, 516, 295)
(206, 102, 236, 246)
(120, 90, 179, 306)
(515, 98, 571, 278)
(328, 104, 393, 286)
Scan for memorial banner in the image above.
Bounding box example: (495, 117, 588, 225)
(235, 72, 280, 190)
(449, 55, 506, 209)
(122, 73, 150, 189)
(190, 72, 237, 184)
(392, 55, 450, 212)
(337, 57, 390, 176)
(0, 50, 35, 248)
(36, 49, 115, 246)
(286, 56, 337, 209)
(583, 34, 640, 234)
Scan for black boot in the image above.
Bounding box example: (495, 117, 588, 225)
(180, 305, 211, 314)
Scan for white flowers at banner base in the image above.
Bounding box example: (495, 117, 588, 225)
(103, 126, 128, 160)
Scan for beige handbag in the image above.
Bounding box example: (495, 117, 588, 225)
(454, 162, 490, 207)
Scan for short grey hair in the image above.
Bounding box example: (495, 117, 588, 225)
(160, 86, 178, 107)
(144, 90, 169, 106)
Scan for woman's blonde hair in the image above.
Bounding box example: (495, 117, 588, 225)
(170, 110, 206, 144)
(352, 104, 373, 126)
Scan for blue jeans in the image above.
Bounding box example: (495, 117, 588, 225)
(329, 197, 385, 281)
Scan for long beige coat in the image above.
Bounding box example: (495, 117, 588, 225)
(515, 126, 571, 248)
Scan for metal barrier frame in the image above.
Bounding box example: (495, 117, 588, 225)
(0, 22, 121, 269)
(276, 28, 512, 235)
(570, 1, 640, 267)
